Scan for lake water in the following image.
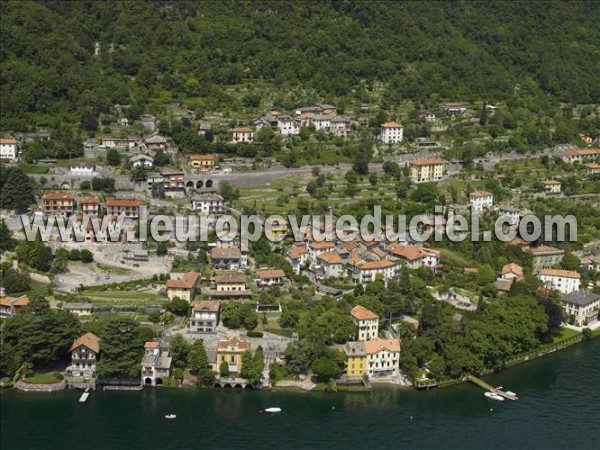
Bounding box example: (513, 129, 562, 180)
(2, 338, 599, 450)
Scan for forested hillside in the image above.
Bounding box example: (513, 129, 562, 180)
(1, 1, 599, 130)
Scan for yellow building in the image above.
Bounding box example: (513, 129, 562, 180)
(215, 337, 251, 374)
(188, 154, 215, 172)
(343, 341, 367, 377)
(165, 271, 200, 302)
(409, 158, 445, 183)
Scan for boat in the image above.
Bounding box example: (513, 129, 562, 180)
(262, 407, 282, 414)
(505, 391, 518, 399)
(165, 414, 177, 419)
(484, 392, 504, 402)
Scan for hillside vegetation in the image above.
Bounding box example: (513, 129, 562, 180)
(1, 1, 600, 130)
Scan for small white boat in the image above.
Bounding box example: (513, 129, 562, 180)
(165, 414, 177, 419)
(484, 392, 504, 402)
(262, 407, 282, 414)
(505, 391, 518, 398)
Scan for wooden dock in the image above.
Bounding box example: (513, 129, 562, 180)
(467, 375, 518, 401)
(78, 387, 91, 403)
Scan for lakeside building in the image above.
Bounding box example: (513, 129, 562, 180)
(190, 300, 220, 333)
(343, 341, 367, 378)
(142, 341, 172, 387)
(562, 291, 600, 327)
(101, 137, 138, 149)
(539, 269, 581, 295)
(67, 333, 100, 378)
(408, 158, 445, 183)
(350, 305, 379, 341)
(380, 122, 404, 144)
(215, 337, 251, 374)
(364, 338, 401, 379)
(166, 271, 200, 302)
(41, 192, 77, 217)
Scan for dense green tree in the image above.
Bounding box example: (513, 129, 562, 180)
(96, 318, 146, 379)
(0, 167, 35, 212)
(106, 149, 121, 166)
(1, 268, 31, 294)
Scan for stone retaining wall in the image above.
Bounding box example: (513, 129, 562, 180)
(14, 380, 66, 392)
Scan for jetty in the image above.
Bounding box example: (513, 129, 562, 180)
(467, 375, 518, 401)
(79, 387, 91, 403)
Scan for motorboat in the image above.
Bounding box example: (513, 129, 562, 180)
(505, 391, 518, 399)
(165, 414, 177, 419)
(262, 407, 282, 414)
(484, 392, 504, 402)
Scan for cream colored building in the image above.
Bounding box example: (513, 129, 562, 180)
(409, 158, 445, 183)
(166, 271, 200, 302)
(365, 338, 400, 379)
(350, 305, 379, 341)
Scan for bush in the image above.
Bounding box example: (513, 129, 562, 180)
(172, 368, 184, 379)
(582, 328, 593, 341)
(246, 331, 263, 338)
(80, 249, 94, 263)
(53, 372, 64, 380)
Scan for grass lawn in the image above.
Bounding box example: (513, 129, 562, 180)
(23, 373, 62, 384)
(83, 290, 162, 306)
(552, 327, 580, 343)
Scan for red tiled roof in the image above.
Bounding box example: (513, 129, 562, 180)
(214, 274, 247, 284)
(317, 251, 342, 264)
(144, 341, 160, 349)
(351, 305, 379, 321)
(42, 192, 76, 201)
(217, 337, 251, 351)
(287, 246, 308, 260)
(70, 332, 100, 353)
(381, 121, 403, 128)
(562, 148, 600, 156)
(80, 197, 100, 204)
(210, 246, 241, 259)
(192, 300, 220, 312)
(359, 260, 396, 270)
(542, 179, 561, 185)
(409, 158, 444, 166)
(528, 245, 565, 255)
(539, 269, 580, 279)
(190, 154, 215, 161)
(470, 190, 493, 198)
(166, 271, 200, 289)
(232, 127, 254, 133)
(256, 269, 285, 279)
(0, 138, 17, 144)
(364, 338, 400, 354)
(105, 198, 141, 207)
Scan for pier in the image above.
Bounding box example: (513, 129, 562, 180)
(467, 375, 518, 401)
(78, 388, 91, 403)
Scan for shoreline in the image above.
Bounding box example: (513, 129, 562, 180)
(3, 329, 597, 396)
